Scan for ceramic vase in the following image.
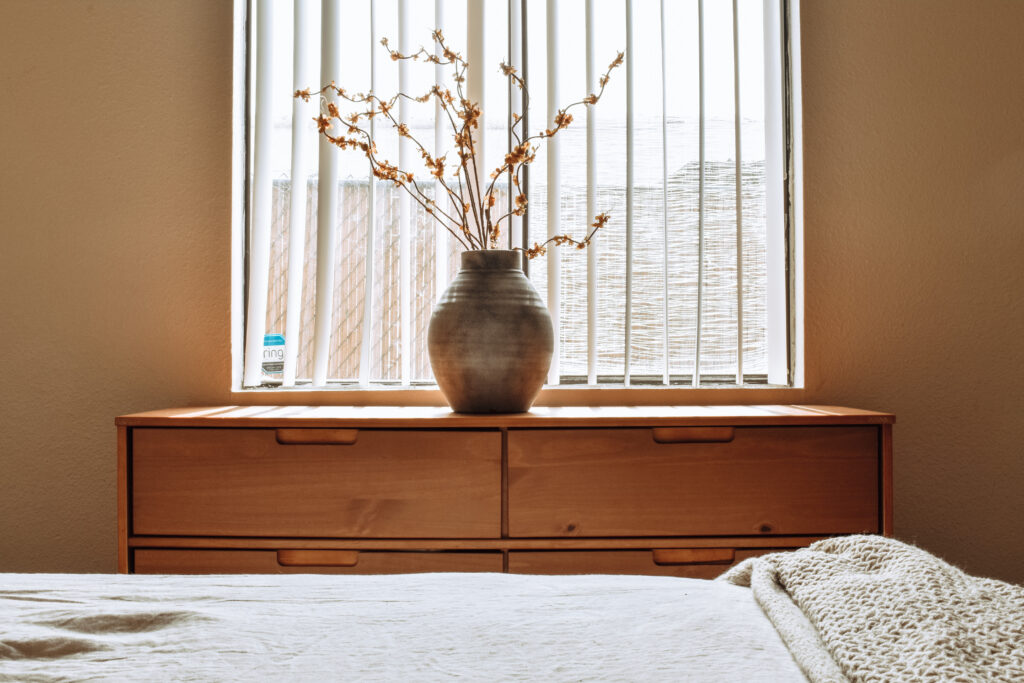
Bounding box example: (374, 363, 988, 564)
(427, 249, 553, 413)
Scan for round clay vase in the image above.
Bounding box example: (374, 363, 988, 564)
(428, 250, 553, 413)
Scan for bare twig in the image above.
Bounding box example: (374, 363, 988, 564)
(295, 31, 623, 259)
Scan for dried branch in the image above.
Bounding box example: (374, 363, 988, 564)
(521, 212, 611, 259)
(295, 31, 623, 259)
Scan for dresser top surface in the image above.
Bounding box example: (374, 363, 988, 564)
(116, 405, 894, 428)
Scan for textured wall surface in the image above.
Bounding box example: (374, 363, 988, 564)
(798, 0, 1024, 584)
(0, 0, 1021, 583)
(0, 0, 234, 571)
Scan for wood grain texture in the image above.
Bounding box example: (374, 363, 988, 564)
(128, 536, 827, 551)
(509, 426, 881, 537)
(117, 425, 129, 573)
(275, 428, 358, 445)
(116, 405, 894, 428)
(132, 428, 501, 538)
(134, 549, 504, 574)
(276, 550, 359, 567)
(652, 427, 735, 443)
(882, 423, 894, 536)
(120, 406, 890, 575)
(507, 548, 786, 578)
(651, 548, 735, 565)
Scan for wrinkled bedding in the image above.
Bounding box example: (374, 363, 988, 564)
(0, 572, 804, 682)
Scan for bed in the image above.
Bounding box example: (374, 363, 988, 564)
(2, 536, 1021, 682)
(0, 572, 802, 681)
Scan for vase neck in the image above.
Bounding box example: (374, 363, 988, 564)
(460, 249, 523, 271)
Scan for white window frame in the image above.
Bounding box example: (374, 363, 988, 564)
(230, 0, 804, 403)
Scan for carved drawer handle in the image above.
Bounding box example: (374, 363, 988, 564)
(651, 427, 735, 443)
(652, 548, 736, 565)
(275, 428, 359, 445)
(276, 550, 359, 567)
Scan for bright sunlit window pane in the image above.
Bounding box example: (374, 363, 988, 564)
(243, 0, 793, 388)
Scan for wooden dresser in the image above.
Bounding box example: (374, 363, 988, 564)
(117, 405, 893, 577)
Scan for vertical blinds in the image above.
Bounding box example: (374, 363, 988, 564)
(242, 0, 792, 388)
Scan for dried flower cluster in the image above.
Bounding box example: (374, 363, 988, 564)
(296, 30, 622, 259)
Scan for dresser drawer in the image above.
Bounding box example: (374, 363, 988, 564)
(508, 547, 783, 578)
(508, 426, 880, 537)
(134, 549, 504, 574)
(132, 428, 501, 538)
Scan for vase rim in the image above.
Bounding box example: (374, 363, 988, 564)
(460, 249, 523, 270)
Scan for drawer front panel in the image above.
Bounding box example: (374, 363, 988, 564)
(507, 548, 783, 579)
(134, 549, 504, 574)
(508, 426, 879, 537)
(132, 428, 501, 538)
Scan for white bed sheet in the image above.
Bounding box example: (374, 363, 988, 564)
(0, 572, 804, 682)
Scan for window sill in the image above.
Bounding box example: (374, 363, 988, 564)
(231, 383, 806, 408)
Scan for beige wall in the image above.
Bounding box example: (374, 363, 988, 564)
(1, 1, 1021, 583)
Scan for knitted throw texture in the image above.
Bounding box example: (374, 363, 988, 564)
(721, 535, 1024, 683)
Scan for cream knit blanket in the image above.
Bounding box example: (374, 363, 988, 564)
(721, 535, 1024, 682)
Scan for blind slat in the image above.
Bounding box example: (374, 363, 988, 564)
(508, 0, 524, 252)
(468, 0, 486, 239)
(733, 0, 744, 385)
(283, 0, 315, 388)
(546, 0, 560, 385)
(585, 0, 597, 385)
(242, 0, 275, 388)
(312, 0, 341, 387)
(398, 0, 412, 385)
(659, 0, 669, 385)
(520, 0, 530, 277)
(624, 0, 634, 386)
(358, 0, 379, 385)
(434, 0, 449, 302)
(693, 0, 706, 387)
(764, 0, 788, 385)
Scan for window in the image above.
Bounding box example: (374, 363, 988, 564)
(236, 0, 801, 390)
